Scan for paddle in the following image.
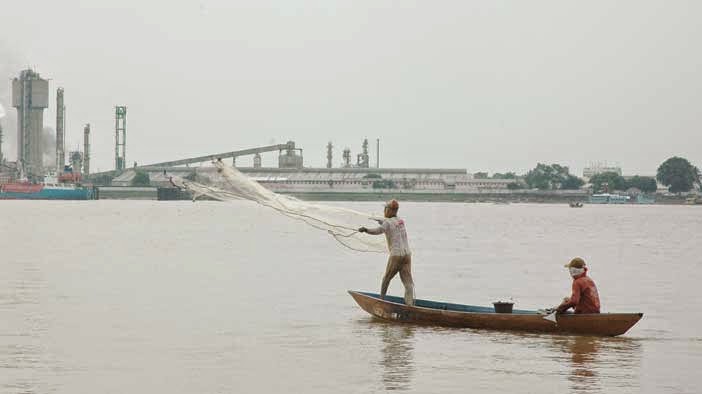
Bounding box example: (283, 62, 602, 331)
(543, 311, 557, 324)
(538, 307, 558, 324)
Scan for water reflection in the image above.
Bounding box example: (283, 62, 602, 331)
(550, 336, 641, 394)
(557, 336, 601, 393)
(0, 264, 46, 394)
(378, 323, 416, 391)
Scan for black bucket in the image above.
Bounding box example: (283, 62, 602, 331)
(493, 302, 514, 314)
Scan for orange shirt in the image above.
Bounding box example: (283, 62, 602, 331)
(566, 273, 601, 314)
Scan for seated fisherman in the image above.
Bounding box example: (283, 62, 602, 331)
(556, 257, 601, 314)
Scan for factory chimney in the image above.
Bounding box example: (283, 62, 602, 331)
(115, 106, 127, 171)
(83, 123, 90, 175)
(376, 138, 380, 168)
(326, 142, 333, 169)
(56, 88, 65, 172)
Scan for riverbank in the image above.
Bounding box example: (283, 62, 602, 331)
(91, 186, 700, 205)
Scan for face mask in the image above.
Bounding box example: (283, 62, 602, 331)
(569, 267, 585, 277)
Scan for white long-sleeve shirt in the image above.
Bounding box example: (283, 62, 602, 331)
(367, 217, 412, 256)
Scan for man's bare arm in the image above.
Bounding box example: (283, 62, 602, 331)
(358, 226, 384, 235)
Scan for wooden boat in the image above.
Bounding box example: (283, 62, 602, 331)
(349, 291, 643, 337)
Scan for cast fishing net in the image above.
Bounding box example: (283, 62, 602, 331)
(170, 160, 387, 253)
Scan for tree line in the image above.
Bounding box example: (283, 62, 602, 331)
(475, 156, 700, 193)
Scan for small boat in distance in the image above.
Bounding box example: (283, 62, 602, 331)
(569, 201, 583, 208)
(349, 291, 642, 337)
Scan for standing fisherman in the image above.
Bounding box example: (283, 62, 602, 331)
(359, 199, 414, 306)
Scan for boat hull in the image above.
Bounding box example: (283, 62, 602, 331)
(0, 185, 94, 200)
(349, 291, 642, 337)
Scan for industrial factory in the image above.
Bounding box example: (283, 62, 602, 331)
(0, 69, 95, 198)
(0, 67, 518, 201)
(109, 138, 514, 200)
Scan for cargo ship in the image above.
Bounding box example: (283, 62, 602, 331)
(0, 170, 95, 200)
(0, 182, 95, 200)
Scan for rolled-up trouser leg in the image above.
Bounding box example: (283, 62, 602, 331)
(380, 256, 400, 299)
(398, 255, 415, 306)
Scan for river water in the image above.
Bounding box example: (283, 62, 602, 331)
(1, 201, 700, 393)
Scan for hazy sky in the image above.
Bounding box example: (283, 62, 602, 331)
(1, 0, 700, 175)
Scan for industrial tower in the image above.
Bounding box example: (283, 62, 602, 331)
(376, 138, 380, 168)
(56, 88, 65, 172)
(356, 138, 369, 168)
(12, 69, 49, 177)
(83, 124, 90, 175)
(69, 151, 83, 174)
(326, 142, 333, 169)
(342, 148, 351, 168)
(277, 141, 303, 168)
(115, 106, 126, 171)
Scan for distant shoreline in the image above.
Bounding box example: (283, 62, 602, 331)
(280, 191, 696, 205)
(92, 186, 699, 205)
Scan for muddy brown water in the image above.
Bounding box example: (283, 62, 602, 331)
(1, 201, 699, 393)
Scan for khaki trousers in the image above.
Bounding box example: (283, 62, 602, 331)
(380, 255, 415, 306)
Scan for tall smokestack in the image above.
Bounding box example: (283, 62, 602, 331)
(376, 138, 380, 168)
(326, 141, 333, 169)
(115, 106, 127, 171)
(83, 123, 90, 175)
(56, 88, 65, 172)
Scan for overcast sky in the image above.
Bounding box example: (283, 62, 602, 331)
(1, 0, 700, 175)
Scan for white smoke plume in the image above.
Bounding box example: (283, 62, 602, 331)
(0, 42, 26, 161)
(0, 103, 5, 163)
(42, 126, 56, 168)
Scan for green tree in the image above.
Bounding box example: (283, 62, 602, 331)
(473, 172, 489, 179)
(132, 171, 151, 186)
(625, 176, 658, 193)
(656, 157, 700, 193)
(561, 175, 585, 190)
(589, 172, 626, 193)
(524, 163, 581, 190)
(507, 182, 523, 190)
(524, 163, 552, 190)
(492, 172, 516, 179)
